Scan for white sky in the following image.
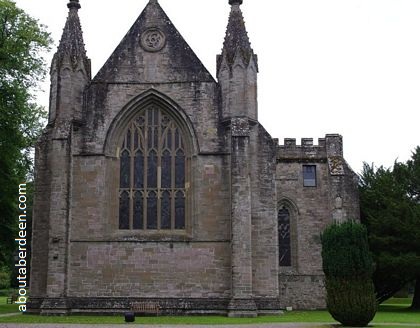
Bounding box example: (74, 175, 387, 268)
(15, 0, 420, 173)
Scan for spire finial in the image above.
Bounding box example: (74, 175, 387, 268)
(218, 0, 257, 74)
(67, 0, 81, 10)
(58, 0, 87, 65)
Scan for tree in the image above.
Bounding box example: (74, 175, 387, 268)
(321, 221, 377, 327)
(0, 0, 51, 271)
(399, 147, 420, 309)
(359, 148, 420, 308)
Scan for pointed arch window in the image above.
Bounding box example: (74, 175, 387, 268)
(118, 106, 188, 231)
(278, 206, 291, 266)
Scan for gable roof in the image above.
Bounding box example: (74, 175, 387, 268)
(93, 0, 214, 83)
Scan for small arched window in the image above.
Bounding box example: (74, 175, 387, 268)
(278, 206, 291, 266)
(118, 106, 187, 230)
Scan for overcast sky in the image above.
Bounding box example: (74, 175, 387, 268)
(15, 0, 420, 173)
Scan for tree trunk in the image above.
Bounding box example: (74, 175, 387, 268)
(411, 277, 420, 310)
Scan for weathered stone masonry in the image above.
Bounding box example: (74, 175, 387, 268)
(29, 0, 359, 316)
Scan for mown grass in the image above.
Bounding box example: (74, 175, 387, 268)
(383, 297, 413, 305)
(373, 298, 419, 325)
(0, 312, 335, 325)
(0, 297, 418, 326)
(0, 297, 19, 315)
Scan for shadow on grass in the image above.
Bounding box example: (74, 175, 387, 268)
(378, 304, 420, 313)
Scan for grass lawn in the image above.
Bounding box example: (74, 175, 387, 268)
(373, 297, 419, 325)
(0, 297, 19, 315)
(0, 297, 418, 326)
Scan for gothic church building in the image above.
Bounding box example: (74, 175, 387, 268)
(29, 0, 359, 316)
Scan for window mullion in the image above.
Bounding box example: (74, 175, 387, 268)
(118, 107, 188, 232)
(171, 127, 176, 230)
(143, 114, 148, 230)
(129, 125, 135, 229)
(157, 111, 162, 230)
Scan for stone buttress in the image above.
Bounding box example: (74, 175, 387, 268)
(218, 0, 279, 317)
(29, 0, 91, 315)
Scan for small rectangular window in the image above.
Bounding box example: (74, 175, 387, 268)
(303, 165, 316, 187)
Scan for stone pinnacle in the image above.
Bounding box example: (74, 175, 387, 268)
(67, 0, 81, 10)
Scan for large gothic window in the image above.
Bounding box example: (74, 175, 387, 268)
(119, 106, 187, 231)
(278, 206, 291, 266)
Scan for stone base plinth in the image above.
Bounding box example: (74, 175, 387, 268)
(27, 297, 282, 316)
(228, 298, 257, 318)
(40, 298, 69, 316)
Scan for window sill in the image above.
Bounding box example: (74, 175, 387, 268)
(111, 230, 193, 242)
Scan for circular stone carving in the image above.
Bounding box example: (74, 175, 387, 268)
(141, 28, 166, 52)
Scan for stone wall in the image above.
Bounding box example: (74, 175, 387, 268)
(84, 82, 221, 156)
(68, 242, 231, 298)
(279, 274, 326, 309)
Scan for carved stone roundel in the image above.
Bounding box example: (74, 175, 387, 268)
(141, 28, 166, 52)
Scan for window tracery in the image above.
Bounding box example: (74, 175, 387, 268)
(278, 206, 291, 266)
(118, 106, 187, 231)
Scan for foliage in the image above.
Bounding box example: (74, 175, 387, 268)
(321, 221, 374, 279)
(359, 148, 420, 307)
(0, 267, 11, 289)
(321, 221, 377, 327)
(0, 0, 51, 269)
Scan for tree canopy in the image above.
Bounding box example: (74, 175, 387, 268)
(0, 0, 51, 268)
(359, 147, 420, 308)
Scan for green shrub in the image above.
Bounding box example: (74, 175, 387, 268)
(0, 268, 11, 290)
(321, 221, 377, 327)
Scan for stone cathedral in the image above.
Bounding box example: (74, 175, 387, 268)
(29, 0, 359, 316)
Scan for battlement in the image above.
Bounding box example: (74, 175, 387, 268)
(276, 134, 343, 161)
(277, 137, 327, 148)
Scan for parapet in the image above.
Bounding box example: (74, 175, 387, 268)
(276, 134, 343, 162)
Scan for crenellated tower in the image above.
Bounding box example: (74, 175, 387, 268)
(217, 0, 258, 120)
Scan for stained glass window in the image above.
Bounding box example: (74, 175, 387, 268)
(134, 151, 144, 189)
(161, 191, 171, 229)
(148, 150, 157, 188)
(120, 150, 130, 188)
(118, 106, 187, 230)
(147, 191, 158, 229)
(133, 191, 143, 230)
(119, 191, 130, 230)
(162, 150, 171, 189)
(278, 207, 291, 266)
(175, 191, 185, 229)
